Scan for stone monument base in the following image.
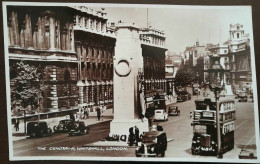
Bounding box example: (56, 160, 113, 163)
(110, 118, 149, 136)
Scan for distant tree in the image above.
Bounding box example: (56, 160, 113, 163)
(174, 63, 197, 87)
(10, 61, 45, 112)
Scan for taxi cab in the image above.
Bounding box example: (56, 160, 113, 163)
(154, 109, 168, 121)
(135, 125, 167, 157)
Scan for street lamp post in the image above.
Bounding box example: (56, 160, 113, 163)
(207, 54, 226, 158)
(20, 100, 26, 136)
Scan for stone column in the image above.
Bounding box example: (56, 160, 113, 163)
(77, 80, 84, 104)
(85, 80, 90, 104)
(110, 23, 149, 136)
(49, 16, 55, 50)
(76, 15, 79, 26)
(91, 81, 95, 104)
(96, 81, 100, 106)
(70, 24, 75, 52)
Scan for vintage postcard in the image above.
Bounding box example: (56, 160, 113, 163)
(3, 2, 260, 163)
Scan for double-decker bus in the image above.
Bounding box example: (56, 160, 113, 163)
(144, 89, 166, 125)
(191, 98, 236, 156)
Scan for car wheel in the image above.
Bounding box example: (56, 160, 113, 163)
(53, 126, 57, 132)
(161, 151, 165, 157)
(191, 147, 195, 155)
(86, 127, 90, 134)
(156, 151, 159, 157)
(40, 130, 44, 137)
(30, 133, 36, 138)
(48, 129, 52, 136)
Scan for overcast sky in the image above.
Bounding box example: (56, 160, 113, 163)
(94, 5, 253, 54)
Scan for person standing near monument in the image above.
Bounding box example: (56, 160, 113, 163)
(96, 106, 101, 121)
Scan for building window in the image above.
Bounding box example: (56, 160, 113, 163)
(85, 17, 88, 28)
(237, 33, 239, 39)
(90, 20, 93, 29)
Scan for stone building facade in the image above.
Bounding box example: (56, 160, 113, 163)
(7, 6, 78, 113)
(71, 6, 116, 111)
(227, 24, 251, 93)
(139, 28, 167, 92)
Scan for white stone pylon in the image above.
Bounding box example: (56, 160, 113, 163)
(110, 22, 149, 136)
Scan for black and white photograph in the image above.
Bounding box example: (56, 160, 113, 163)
(2, 2, 260, 163)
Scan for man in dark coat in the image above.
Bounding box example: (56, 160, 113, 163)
(134, 126, 140, 143)
(15, 119, 19, 131)
(96, 107, 101, 121)
(70, 113, 75, 121)
(129, 127, 135, 146)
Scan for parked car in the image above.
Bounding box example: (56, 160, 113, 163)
(239, 148, 257, 159)
(154, 109, 168, 121)
(68, 121, 90, 136)
(238, 91, 247, 102)
(168, 105, 180, 116)
(135, 127, 167, 157)
(177, 91, 191, 102)
(53, 119, 74, 133)
(27, 121, 52, 138)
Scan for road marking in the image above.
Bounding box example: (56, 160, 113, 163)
(235, 120, 247, 129)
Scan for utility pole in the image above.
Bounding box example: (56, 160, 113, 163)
(147, 8, 149, 28)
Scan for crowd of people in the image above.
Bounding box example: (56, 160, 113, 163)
(76, 105, 106, 121)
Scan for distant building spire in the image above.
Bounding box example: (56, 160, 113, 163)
(196, 38, 199, 46)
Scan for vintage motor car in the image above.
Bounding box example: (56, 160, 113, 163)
(27, 121, 52, 138)
(168, 105, 180, 116)
(177, 91, 191, 102)
(135, 127, 167, 157)
(53, 119, 74, 133)
(154, 109, 168, 121)
(68, 121, 90, 136)
(192, 83, 200, 95)
(237, 91, 247, 102)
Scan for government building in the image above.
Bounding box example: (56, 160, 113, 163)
(7, 6, 167, 121)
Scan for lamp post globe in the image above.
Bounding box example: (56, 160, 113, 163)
(208, 55, 225, 97)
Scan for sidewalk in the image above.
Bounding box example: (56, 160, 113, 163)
(12, 109, 114, 141)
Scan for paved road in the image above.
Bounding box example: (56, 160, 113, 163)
(13, 95, 257, 159)
(162, 95, 256, 160)
(13, 121, 111, 156)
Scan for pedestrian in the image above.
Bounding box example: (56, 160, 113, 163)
(96, 106, 101, 121)
(86, 108, 89, 119)
(129, 127, 135, 146)
(83, 108, 87, 119)
(80, 107, 83, 119)
(101, 106, 104, 121)
(70, 112, 75, 121)
(14, 119, 19, 131)
(134, 126, 140, 143)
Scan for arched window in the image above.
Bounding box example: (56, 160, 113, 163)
(64, 70, 71, 82)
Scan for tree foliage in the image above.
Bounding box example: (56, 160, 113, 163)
(10, 61, 45, 111)
(174, 60, 197, 87)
